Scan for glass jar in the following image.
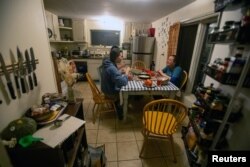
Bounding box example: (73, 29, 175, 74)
(210, 98, 223, 111)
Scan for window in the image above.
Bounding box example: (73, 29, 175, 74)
(90, 30, 120, 46)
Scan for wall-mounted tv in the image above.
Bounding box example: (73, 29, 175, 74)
(90, 30, 120, 46)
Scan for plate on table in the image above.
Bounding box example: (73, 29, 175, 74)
(130, 68, 142, 75)
(143, 83, 156, 88)
(138, 74, 151, 79)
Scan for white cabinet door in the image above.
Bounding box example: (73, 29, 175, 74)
(45, 10, 61, 41)
(72, 19, 85, 42)
(87, 59, 102, 80)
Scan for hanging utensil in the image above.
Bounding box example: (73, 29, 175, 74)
(17, 47, 29, 93)
(0, 75, 10, 105)
(10, 49, 21, 98)
(25, 50, 33, 90)
(0, 53, 16, 99)
(30, 47, 37, 86)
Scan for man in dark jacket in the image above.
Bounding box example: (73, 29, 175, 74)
(101, 46, 132, 120)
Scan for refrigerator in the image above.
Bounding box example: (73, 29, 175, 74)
(132, 36, 155, 69)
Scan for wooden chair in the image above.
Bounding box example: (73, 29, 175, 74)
(179, 70, 188, 90)
(131, 60, 146, 70)
(175, 70, 188, 100)
(86, 73, 116, 123)
(140, 99, 188, 163)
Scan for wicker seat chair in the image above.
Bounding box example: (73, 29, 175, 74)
(140, 99, 188, 163)
(131, 60, 146, 70)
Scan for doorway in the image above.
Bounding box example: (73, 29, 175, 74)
(192, 22, 216, 93)
(176, 24, 198, 74)
(175, 15, 219, 92)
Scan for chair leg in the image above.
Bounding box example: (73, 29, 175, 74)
(170, 135, 177, 163)
(98, 104, 103, 121)
(139, 130, 147, 158)
(92, 103, 97, 124)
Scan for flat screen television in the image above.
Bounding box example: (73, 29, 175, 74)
(90, 30, 120, 46)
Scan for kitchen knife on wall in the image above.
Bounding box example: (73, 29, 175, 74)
(0, 75, 10, 105)
(10, 49, 21, 98)
(25, 50, 33, 90)
(30, 47, 37, 86)
(17, 47, 29, 93)
(0, 53, 16, 99)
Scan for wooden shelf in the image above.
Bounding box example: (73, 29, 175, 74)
(7, 99, 87, 167)
(204, 65, 250, 88)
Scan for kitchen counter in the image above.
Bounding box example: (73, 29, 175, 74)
(72, 58, 131, 80)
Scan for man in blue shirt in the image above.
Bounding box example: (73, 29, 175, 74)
(101, 46, 132, 120)
(158, 55, 182, 87)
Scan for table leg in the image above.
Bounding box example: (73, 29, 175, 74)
(123, 93, 128, 120)
(169, 91, 176, 99)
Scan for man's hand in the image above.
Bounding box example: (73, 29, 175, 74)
(125, 66, 131, 75)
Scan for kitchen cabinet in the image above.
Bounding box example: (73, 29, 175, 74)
(7, 99, 88, 167)
(73, 59, 131, 81)
(58, 17, 73, 41)
(45, 11, 86, 43)
(45, 10, 61, 41)
(73, 19, 86, 42)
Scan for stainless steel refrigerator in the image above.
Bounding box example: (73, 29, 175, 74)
(132, 36, 155, 69)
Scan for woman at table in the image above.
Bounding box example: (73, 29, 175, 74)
(101, 46, 132, 120)
(158, 55, 182, 87)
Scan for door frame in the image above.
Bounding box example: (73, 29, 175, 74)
(181, 12, 221, 94)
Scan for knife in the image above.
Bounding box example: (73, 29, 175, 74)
(30, 47, 37, 86)
(17, 47, 29, 93)
(10, 49, 21, 98)
(0, 53, 16, 99)
(0, 76, 10, 104)
(25, 50, 33, 90)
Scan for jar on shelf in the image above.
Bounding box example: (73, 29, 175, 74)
(235, 47, 244, 57)
(242, 8, 250, 27)
(186, 126, 197, 151)
(209, 27, 219, 42)
(210, 98, 223, 111)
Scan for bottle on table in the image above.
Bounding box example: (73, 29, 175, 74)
(150, 61, 155, 71)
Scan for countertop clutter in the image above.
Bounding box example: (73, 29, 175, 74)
(5, 98, 87, 167)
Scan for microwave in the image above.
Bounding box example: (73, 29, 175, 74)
(71, 50, 90, 58)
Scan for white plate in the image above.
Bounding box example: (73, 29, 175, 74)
(138, 74, 150, 79)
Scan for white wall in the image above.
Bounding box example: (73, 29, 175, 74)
(85, 19, 124, 47)
(0, 0, 57, 131)
(152, 0, 214, 70)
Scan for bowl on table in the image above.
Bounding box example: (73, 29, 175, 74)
(156, 76, 170, 86)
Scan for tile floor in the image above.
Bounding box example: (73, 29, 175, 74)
(74, 81, 190, 167)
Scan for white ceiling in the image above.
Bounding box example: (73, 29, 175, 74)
(43, 0, 195, 23)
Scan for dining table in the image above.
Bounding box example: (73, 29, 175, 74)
(120, 77, 180, 120)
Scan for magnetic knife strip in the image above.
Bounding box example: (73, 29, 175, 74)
(0, 60, 39, 75)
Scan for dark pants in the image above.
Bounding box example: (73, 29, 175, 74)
(104, 94, 123, 120)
